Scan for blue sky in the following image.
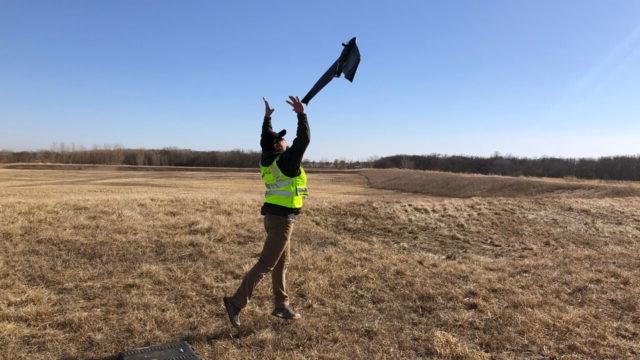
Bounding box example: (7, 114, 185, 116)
(1, 0, 639, 160)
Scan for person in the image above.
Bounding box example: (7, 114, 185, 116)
(223, 96, 310, 327)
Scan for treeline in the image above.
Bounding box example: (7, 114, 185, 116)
(372, 154, 640, 181)
(1, 147, 639, 181)
(0, 147, 261, 168)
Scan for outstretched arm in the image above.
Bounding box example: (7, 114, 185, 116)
(277, 96, 310, 177)
(261, 97, 275, 141)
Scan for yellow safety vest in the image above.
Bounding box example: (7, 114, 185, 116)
(260, 157, 309, 209)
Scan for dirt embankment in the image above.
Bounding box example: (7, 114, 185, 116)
(361, 168, 640, 198)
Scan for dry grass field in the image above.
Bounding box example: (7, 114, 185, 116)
(1, 166, 639, 359)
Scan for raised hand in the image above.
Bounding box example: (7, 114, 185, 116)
(263, 97, 275, 117)
(286, 96, 305, 114)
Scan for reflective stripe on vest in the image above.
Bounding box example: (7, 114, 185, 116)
(269, 163, 283, 180)
(265, 190, 294, 197)
(266, 179, 293, 190)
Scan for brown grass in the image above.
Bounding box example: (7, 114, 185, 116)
(1, 168, 639, 359)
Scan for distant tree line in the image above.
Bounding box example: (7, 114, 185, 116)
(371, 154, 640, 181)
(0, 145, 261, 168)
(1, 145, 639, 180)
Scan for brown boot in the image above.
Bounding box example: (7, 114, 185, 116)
(223, 297, 241, 327)
(272, 305, 302, 320)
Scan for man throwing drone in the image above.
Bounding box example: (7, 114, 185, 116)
(224, 96, 310, 327)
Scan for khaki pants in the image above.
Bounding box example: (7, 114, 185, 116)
(230, 214, 295, 309)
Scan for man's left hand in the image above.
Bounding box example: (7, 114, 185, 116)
(286, 96, 305, 114)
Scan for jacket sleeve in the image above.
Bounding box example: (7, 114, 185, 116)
(277, 113, 310, 177)
(259, 116, 274, 151)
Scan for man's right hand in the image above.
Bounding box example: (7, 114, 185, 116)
(263, 97, 275, 117)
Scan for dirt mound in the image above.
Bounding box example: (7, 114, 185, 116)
(361, 169, 640, 198)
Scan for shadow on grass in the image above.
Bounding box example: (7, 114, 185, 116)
(181, 327, 257, 344)
(62, 356, 117, 360)
(61, 327, 259, 359)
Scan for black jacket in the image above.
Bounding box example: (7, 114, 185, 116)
(260, 113, 310, 217)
